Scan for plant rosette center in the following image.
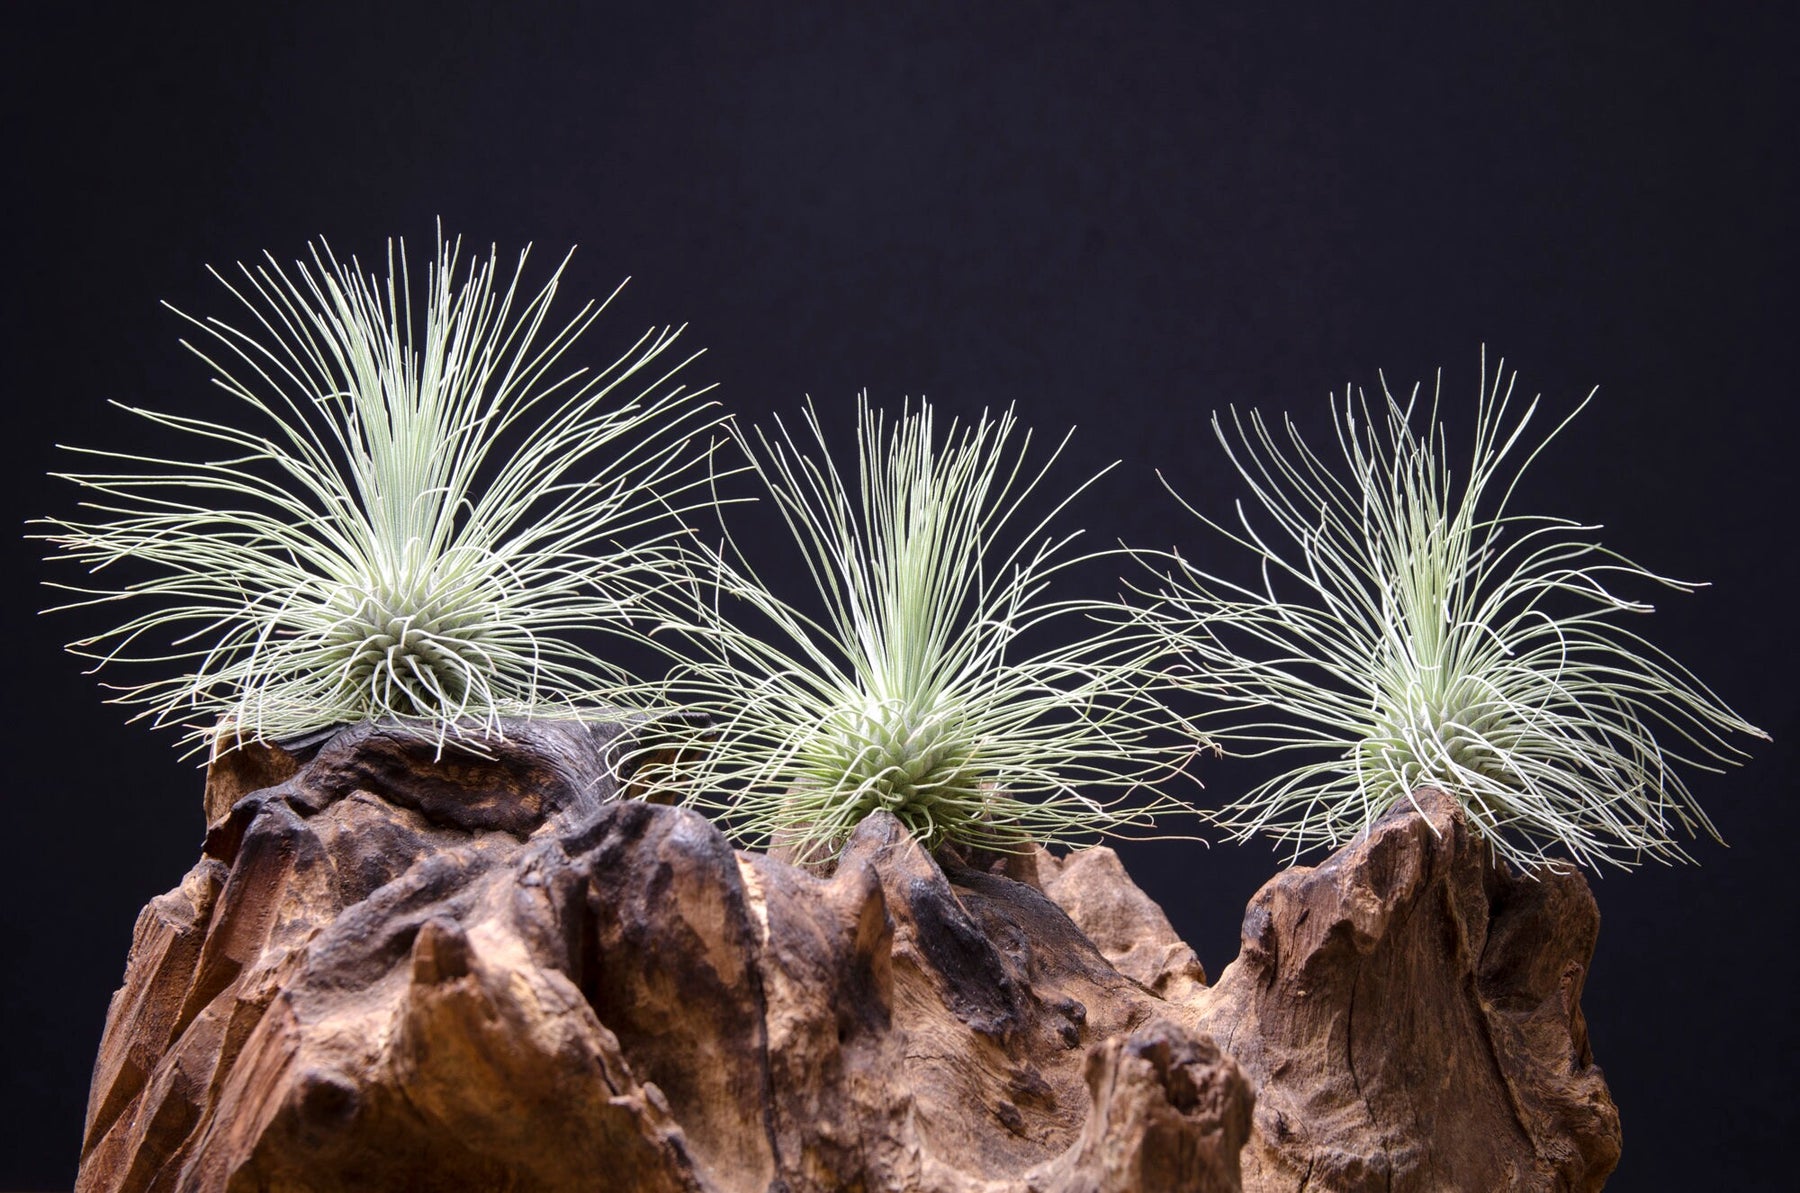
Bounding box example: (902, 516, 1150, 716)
(796, 692, 983, 830)
(1353, 670, 1559, 840)
(323, 544, 510, 717)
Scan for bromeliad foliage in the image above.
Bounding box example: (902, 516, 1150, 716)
(1139, 355, 1765, 871)
(40, 234, 721, 753)
(640, 396, 1197, 862)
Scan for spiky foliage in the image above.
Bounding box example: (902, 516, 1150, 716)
(638, 396, 1197, 862)
(40, 234, 721, 753)
(1139, 356, 1764, 871)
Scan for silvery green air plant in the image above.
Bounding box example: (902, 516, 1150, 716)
(40, 235, 722, 754)
(640, 396, 1199, 863)
(1139, 355, 1764, 871)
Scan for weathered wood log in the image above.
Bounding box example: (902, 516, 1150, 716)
(1039, 791, 1621, 1191)
(77, 723, 1617, 1191)
(1189, 789, 1621, 1192)
(78, 720, 1252, 1192)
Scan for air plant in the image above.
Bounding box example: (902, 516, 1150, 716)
(637, 396, 1198, 862)
(39, 233, 722, 754)
(1138, 355, 1765, 871)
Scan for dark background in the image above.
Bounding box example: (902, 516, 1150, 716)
(5, 3, 1795, 1187)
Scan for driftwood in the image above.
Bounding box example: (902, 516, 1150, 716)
(77, 720, 1618, 1191)
(1188, 789, 1620, 1191)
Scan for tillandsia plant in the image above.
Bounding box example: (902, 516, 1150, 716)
(1137, 354, 1765, 872)
(637, 395, 1200, 863)
(39, 232, 723, 755)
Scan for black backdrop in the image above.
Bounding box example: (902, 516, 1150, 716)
(6, 4, 1795, 1188)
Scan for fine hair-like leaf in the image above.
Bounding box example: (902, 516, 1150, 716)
(39, 233, 724, 754)
(636, 395, 1200, 862)
(1137, 353, 1765, 871)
